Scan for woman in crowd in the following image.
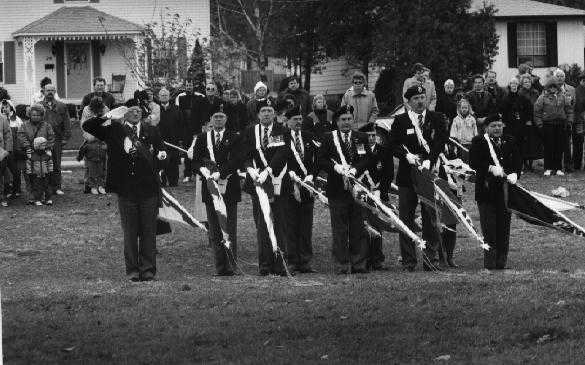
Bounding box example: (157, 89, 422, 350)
(499, 77, 533, 167)
(224, 89, 248, 133)
(303, 94, 335, 141)
(518, 74, 542, 172)
(2, 100, 24, 203)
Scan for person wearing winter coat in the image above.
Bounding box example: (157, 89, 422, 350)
(450, 98, 477, 153)
(303, 94, 336, 141)
(498, 78, 533, 162)
(0, 112, 12, 206)
(342, 71, 379, 130)
(224, 89, 248, 133)
(534, 80, 574, 176)
(246, 81, 269, 124)
(2, 100, 24, 203)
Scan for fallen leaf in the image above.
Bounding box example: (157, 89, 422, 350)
(263, 340, 270, 346)
(434, 354, 451, 362)
(62, 347, 75, 352)
(555, 300, 566, 306)
(340, 316, 348, 320)
(537, 334, 551, 344)
(320, 354, 329, 360)
(304, 299, 314, 303)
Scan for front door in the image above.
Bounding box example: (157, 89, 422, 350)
(66, 42, 91, 99)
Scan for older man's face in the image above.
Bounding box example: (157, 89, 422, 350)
(258, 106, 275, 126)
(159, 90, 170, 104)
(487, 121, 503, 138)
(408, 94, 427, 114)
(486, 72, 497, 86)
(473, 78, 484, 92)
(286, 115, 303, 131)
(211, 113, 227, 131)
(125, 108, 142, 124)
(338, 114, 354, 132)
(44, 84, 56, 99)
(94, 81, 105, 93)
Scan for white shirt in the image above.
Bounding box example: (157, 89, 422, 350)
(125, 121, 141, 136)
(339, 129, 352, 143)
(213, 128, 225, 144)
(407, 109, 427, 127)
(260, 123, 273, 141)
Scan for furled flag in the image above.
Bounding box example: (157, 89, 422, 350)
(507, 184, 585, 238)
(159, 188, 207, 231)
(201, 170, 232, 249)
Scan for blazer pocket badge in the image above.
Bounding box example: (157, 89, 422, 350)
(268, 135, 285, 147)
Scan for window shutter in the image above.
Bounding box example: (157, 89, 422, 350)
(507, 22, 517, 68)
(546, 22, 558, 67)
(90, 0, 100, 3)
(55, 42, 65, 93)
(91, 40, 101, 78)
(4, 41, 16, 84)
(53, 0, 64, 3)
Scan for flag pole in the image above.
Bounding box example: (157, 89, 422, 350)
(163, 141, 188, 154)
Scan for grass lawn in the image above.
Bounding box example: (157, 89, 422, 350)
(3, 165, 585, 364)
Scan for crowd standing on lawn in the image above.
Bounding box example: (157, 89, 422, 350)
(1, 60, 585, 280)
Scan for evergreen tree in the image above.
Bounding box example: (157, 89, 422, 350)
(187, 38, 207, 93)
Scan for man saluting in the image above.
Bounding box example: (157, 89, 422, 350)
(242, 98, 292, 276)
(318, 105, 373, 274)
(388, 85, 448, 272)
(193, 103, 243, 276)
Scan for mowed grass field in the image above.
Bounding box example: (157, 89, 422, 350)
(3, 164, 585, 364)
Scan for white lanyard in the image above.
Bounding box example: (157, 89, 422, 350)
(206, 131, 216, 162)
(290, 139, 307, 176)
(254, 124, 269, 168)
(412, 116, 430, 154)
(332, 131, 348, 166)
(484, 133, 501, 168)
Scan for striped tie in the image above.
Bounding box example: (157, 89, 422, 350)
(344, 132, 353, 161)
(295, 131, 304, 160)
(214, 132, 221, 152)
(263, 126, 269, 149)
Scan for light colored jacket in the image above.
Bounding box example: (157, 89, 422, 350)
(534, 91, 574, 128)
(402, 77, 437, 110)
(449, 113, 477, 145)
(0, 114, 12, 152)
(341, 88, 379, 129)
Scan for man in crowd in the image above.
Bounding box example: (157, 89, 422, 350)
(281, 76, 311, 118)
(466, 74, 494, 132)
(484, 70, 507, 107)
(243, 98, 291, 276)
(318, 105, 373, 274)
(83, 106, 167, 282)
(42, 84, 71, 196)
(469, 114, 521, 270)
(388, 85, 448, 271)
(573, 74, 585, 170)
(193, 103, 243, 276)
(341, 72, 379, 130)
(403, 63, 437, 111)
(158, 88, 183, 187)
(285, 105, 319, 274)
(176, 79, 200, 182)
(555, 69, 576, 173)
(81, 77, 116, 110)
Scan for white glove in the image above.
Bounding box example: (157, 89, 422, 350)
(211, 172, 220, 181)
(187, 145, 194, 160)
(506, 173, 518, 185)
(199, 167, 210, 177)
(257, 169, 270, 184)
(46, 150, 52, 157)
(373, 190, 381, 198)
(107, 106, 128, 120)
(303, 175, 313, 183)
(247, 167, 259, 180)
(347, 168, 357, 177)
(421, 160, 431, 170)
(334, 164, 346, 175)
(157, 151, 167, 160)
(288, 170, 297, 179)
(406, 153, 419, 165)
(489, 165, 504, 177)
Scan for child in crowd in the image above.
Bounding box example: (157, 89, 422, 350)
(450, 98, 477, 156)
(76, 132, 107, 195)
(2, 100, 24, 203)
(18, 103, 54, 206)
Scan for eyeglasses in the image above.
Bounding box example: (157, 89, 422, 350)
(206, 87, 216, 91)
(353, 80, 364, 85)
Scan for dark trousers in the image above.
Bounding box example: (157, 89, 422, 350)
(439, 224, 457, 262)
(286, 196, 314, 270)
(161, 150, 180, 186)
(251, 193, 287, 273)
(87, 160, 105, 188)
(478, 201, 511, 269)
(398, 186, 441, 268)
(0, 159, 5, 200)
(542, 124, 565, 171)
(118, 195, 158, 277)
(563, 128, 573, 170)
(573, 133, 584, 170)
(183, 134, 194, 178)
(5, 155, 23, 195)
(29, 173, 51, 202)
(205, 201, 238, 274)
(329, 196, 369, 272)
(50, 140, 63, 191)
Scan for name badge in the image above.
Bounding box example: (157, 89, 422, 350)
(407, 128, 415, 135)
(268, 135, 285, 147)
(356, 144, 366, 155)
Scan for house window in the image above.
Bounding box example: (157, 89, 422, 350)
(517, 23, 547, 67)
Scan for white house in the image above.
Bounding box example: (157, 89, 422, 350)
(0, 0, 210, 105)
(471, 0, 585, 85)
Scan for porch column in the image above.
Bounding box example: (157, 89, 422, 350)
(23, 36, 39, 104)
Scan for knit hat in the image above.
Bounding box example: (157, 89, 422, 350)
(254, 81, 268, 94)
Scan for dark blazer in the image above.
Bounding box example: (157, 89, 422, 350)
(193, 129, 242, 203)
(469, 133, 522, 203)
(288, 129, 319, 202)
(317, 130, 373, 198)
(388, 111, 448, 187)
(83, 116, 164, 199)
(360, 143, 394, 198)
(159, 103, 183, 145)
(242, 123, 292, 195)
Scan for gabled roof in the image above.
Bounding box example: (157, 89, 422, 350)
(13, 6, 144, 37)
(472, 0, 585, 18)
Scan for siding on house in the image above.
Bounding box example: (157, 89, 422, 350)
(0, 0, 210, 104)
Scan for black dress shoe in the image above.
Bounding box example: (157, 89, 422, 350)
(336, 268, 349, 275)
(351, 268, 369, 274)
(447, 259, 459, 268)
(372, 264, 390, 271)
(258, 270, 270, 276)
(298, 267, 318, 273)
(216, 271, 235, 276)
(403, 266, 415, 272)
(127, 273, 140, 282)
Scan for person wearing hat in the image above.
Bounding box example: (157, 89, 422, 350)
(242, 98, 292, 276)
(246, 81, 269, 124)
(158, 87, 184, 187)
(317, 105, 373, 274)
(388, 84, 448, 272)
(192, 102, 243, 276)
(573, 73, 585, 170)
(469, 114, 522, 270)
(357, 122, 394, 271)
(534, 79, 574, 176)
(83, 105, 167, 282)
(402, 63, 437, 111)
(284, 105, 319, 273)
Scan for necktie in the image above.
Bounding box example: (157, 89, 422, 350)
(493, 137, 501, 148)
(130, 125, 138, 157)
(295, 131, 304, 160)
(344, 132, 353, 161)
(418, 114, 423, 128)
(263, 126, 269, 148)
(132, 124, 137, 137)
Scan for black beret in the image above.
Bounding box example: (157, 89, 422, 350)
(255, 97, 275, 113)
(210, 102, 226, 117)
(333, 104, 354, 121)
(284, 105, 302, 119)
(358, 122, 375, 133)
(404, 85, 426, 100)
(274, 99, 291, 114)
(484, 113, 502, 125)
